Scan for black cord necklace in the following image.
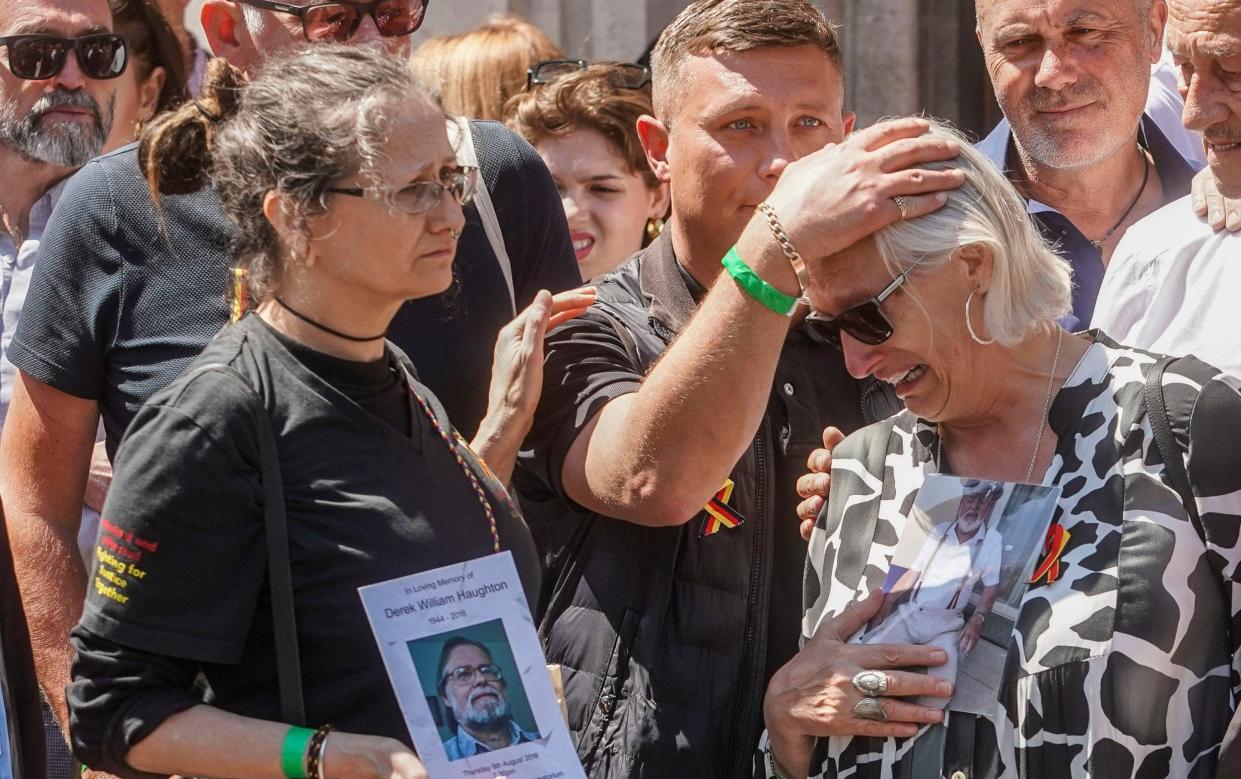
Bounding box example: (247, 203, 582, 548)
(274, 297, 386, 342)
(1089, 146, 1150, 253)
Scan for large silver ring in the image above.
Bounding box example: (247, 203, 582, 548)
(892, 195, 909, 220)
(852, 695, 888, 721)
(852, 670, 888, 697)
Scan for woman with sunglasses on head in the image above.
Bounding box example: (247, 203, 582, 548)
(412, 13, 562, 121)
(755, 118, 1241, 779)
(64, 45, 592, 779)
(505, 61, 670, 281)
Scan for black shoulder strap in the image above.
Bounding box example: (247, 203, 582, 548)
(1144, 356, 1201, 530)
(184, 364, 305, 726)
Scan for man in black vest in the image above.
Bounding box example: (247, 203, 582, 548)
(516, 1, 964, 776)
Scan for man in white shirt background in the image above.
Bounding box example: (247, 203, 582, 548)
(1094, 0, 1241, 378)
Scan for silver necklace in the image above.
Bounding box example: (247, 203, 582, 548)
(936, 328, 1064, 483)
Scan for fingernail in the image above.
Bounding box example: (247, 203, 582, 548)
(1229, 211, 1238, 224)
(937, 192, 949, 202)
(937, 681, 953, 696)
(931, 649, 947, 662)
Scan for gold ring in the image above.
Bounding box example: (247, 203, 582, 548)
(892, 195, 909, 220)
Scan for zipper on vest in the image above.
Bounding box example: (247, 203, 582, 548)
(729, 421, 773, 775)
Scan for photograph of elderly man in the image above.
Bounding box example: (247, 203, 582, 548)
(436, 637, 541, 762)
(862, 480, 1006, 708)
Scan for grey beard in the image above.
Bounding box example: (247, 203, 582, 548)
(0, 89, 112, 168)
(460, 693, 511, 730)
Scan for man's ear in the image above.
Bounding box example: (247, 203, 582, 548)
(1147, 0, 1169, 64)
(842, 111, 856, 138)
(201, 0, 253, 64)
(636, 114, 673, 185)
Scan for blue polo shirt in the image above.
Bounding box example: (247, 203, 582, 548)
(976, 115, 1198, 330)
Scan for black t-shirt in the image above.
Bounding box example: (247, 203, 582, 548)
(71, 315, 540, 755)
(8, 121, 579, 455)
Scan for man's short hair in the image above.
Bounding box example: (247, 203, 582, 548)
(650, 0, 842, 120)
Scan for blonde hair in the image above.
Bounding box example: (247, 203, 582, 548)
(871, 118, 1072, 346)
(413, 14, 562, 121)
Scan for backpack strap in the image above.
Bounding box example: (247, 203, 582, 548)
(1144, 356, 1201, 531)
(184, 364, 304, 726)
(449, 117, 516, 316)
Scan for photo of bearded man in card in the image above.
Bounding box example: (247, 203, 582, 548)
(862, 479, 1006, 708)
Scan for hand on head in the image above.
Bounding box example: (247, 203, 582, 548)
(759, 117, 966, 297)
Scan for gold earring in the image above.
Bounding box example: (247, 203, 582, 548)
(645, 217, 664, 242)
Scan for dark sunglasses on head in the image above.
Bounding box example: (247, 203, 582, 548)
(804, 253, 934, 349)
(234, 0, 429, 42)
(0, 33, 128, 81)
(526, 58, 651, 90)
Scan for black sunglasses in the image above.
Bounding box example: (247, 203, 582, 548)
(0, 33, 128, 81)
(526, 58, 651, 90)
(234, 0, 429, 42)
(805, 253, 933, 349)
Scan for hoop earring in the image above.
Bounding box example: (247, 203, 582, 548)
(965, 289, 995, 345)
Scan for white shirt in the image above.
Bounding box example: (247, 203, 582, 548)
(906, 520, 1003, 611)
(1149, 48, 1207, 170)
(0, 180, 65, 430)
(1094, 194, 1241, 379)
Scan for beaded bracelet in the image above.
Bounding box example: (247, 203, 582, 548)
(306, 725, 335, 779)
(721, 246, 804, 317)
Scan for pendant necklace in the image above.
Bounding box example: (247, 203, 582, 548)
(1089, 146, 1150, 254)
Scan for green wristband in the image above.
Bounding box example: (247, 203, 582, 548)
(721, 246, 800, 316)
(281, 726, 315, 779)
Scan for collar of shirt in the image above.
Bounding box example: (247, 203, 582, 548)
(976, 115, 1196, 330)
(0, 177, 68, 265)
(448, 718, 539, 758)
(929, 519, 988, 550)
(976, 114, 1196, 216)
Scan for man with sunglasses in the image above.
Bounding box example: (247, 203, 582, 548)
(0, 0, 124, 427)
(0, 2, 125, 773)
(514, 1, 964, 777)
(0, 0, 579, 770)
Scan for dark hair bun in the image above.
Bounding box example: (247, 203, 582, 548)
(139, 58, 244, 195)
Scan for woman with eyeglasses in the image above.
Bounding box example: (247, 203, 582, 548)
(505, 61, 670, 281)
(755, 119, 1241, 779)
(65, 45, 592, 779)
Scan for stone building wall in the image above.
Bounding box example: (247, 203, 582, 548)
(180, 0, 1001, 138)
(411, 0, 1002, 139)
